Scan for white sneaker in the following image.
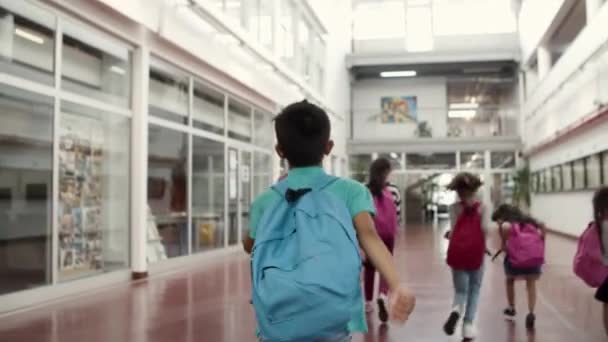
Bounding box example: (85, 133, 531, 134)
(365, 301, 374, 313)
(463, 322, 477, 340)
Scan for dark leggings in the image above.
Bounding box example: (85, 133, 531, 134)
(364, 235, 395, 301)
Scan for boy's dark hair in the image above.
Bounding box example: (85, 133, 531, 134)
(447, 172, 483, 193)
(491, 203, 541, 227)
(367, 158, 392, 198)
(274, 100, 330, 167)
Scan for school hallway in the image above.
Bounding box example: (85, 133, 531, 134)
(0, 224, 603, 342)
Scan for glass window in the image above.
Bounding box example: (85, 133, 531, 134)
(277, 0, 295, 68)
(240, 151, 252, 241)
(148, 124, 188, 259)
(0, 1, 55, 84)
(604, 152, 608, 186)
(253, 152, 272, 197)
(58, 102, 130, 280)
(349, 154, 372, 183)
(563, 162, 573, 191)
(225, 0, 244, 28)
(544, 169, 553, 192)
(0, 85, 53, 295)
(378, 153, 404, 170)
(407, 152, 457, 170)
(551, 166, 562, 192)
(460, 152, 485, 170)
(538, 170, 546, 193)
(227, 97, 252, 142)
(573, 159, 586, 190)
(191, 136, 225, 252)
(192, 81, 225, 135)
(253, 109, 274, 148)
(253, 0, 273, 49)
(587, 154, 602, 189)
(491, 151, 516, 169)
(61, 21, 131, 108)
(531, 172, 538, 193)
(149, 60, 189, 125)
(298, 16, 311, 79)
(311, 34, 325, 91)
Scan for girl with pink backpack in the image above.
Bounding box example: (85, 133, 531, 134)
(574, 187, 608, 336)
(364, 158, 399, 323)
(491, 204, 546, 331)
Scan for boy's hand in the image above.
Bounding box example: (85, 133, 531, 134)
(389, 285, 416, 323)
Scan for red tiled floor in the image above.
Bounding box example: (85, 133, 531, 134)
(0, 224, 605, 341)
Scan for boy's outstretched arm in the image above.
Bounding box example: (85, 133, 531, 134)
(353, 212, 416, 323)
(243, 236, 254, 254)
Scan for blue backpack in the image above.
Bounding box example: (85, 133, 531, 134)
(251, 174, 362, 342)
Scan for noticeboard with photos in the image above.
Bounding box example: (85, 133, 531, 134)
(58, 113, 104, 278)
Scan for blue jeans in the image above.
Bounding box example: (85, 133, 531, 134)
(260, 332, 351, 342)
(452, 267, 484, 323)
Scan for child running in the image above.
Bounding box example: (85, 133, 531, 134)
(242, 101, 415, 342)
(443, 172, 491, 340)
(363, 158, 399, 323)
(491, 204, 546, 330)
(591, 187, 608, 336)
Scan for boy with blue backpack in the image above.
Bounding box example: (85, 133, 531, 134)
(242, 101, 416, 342)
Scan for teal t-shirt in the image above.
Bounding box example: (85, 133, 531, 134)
(249, 166, 375, 334)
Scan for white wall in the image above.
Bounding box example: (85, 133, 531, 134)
(354, 32, 519, 57)
(307, 0, 352, 159)
(352, 77, 447, 140)
(524, 2, 608, 236)
(518, 0, 567, 63)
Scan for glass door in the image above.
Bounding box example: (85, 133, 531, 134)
(227, 147, 252, 245)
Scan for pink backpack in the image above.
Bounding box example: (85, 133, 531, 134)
(373, 189, 398, 239)
(573, 222, 608, 288)
(507, 222, 545, 269)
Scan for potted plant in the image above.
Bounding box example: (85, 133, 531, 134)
(512, 164, 531, 210)
(414, 121, 432, 138)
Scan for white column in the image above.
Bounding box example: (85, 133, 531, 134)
(537, 45, 552, 79)
(586, 0, 604, 22)
(518, 70, 526, 140)
(131, 47, 150, 277)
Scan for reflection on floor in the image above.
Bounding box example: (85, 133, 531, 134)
(0, 224, 605, 341)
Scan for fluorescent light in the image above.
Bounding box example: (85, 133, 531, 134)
(15, 28, 44, 44)
(225, 1, 241, 9)
(448, 110, 476, 119)
(450, 103, 479, 109)
(390, 152, 399, 159)
(380, 70, 417, 78)
(109, 65, 126, 75)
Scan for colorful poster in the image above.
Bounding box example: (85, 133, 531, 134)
(380, 96, 418, 123)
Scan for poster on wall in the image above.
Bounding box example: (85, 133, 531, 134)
(378, 96, 418, 123)
(58, 112, 104, 278)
